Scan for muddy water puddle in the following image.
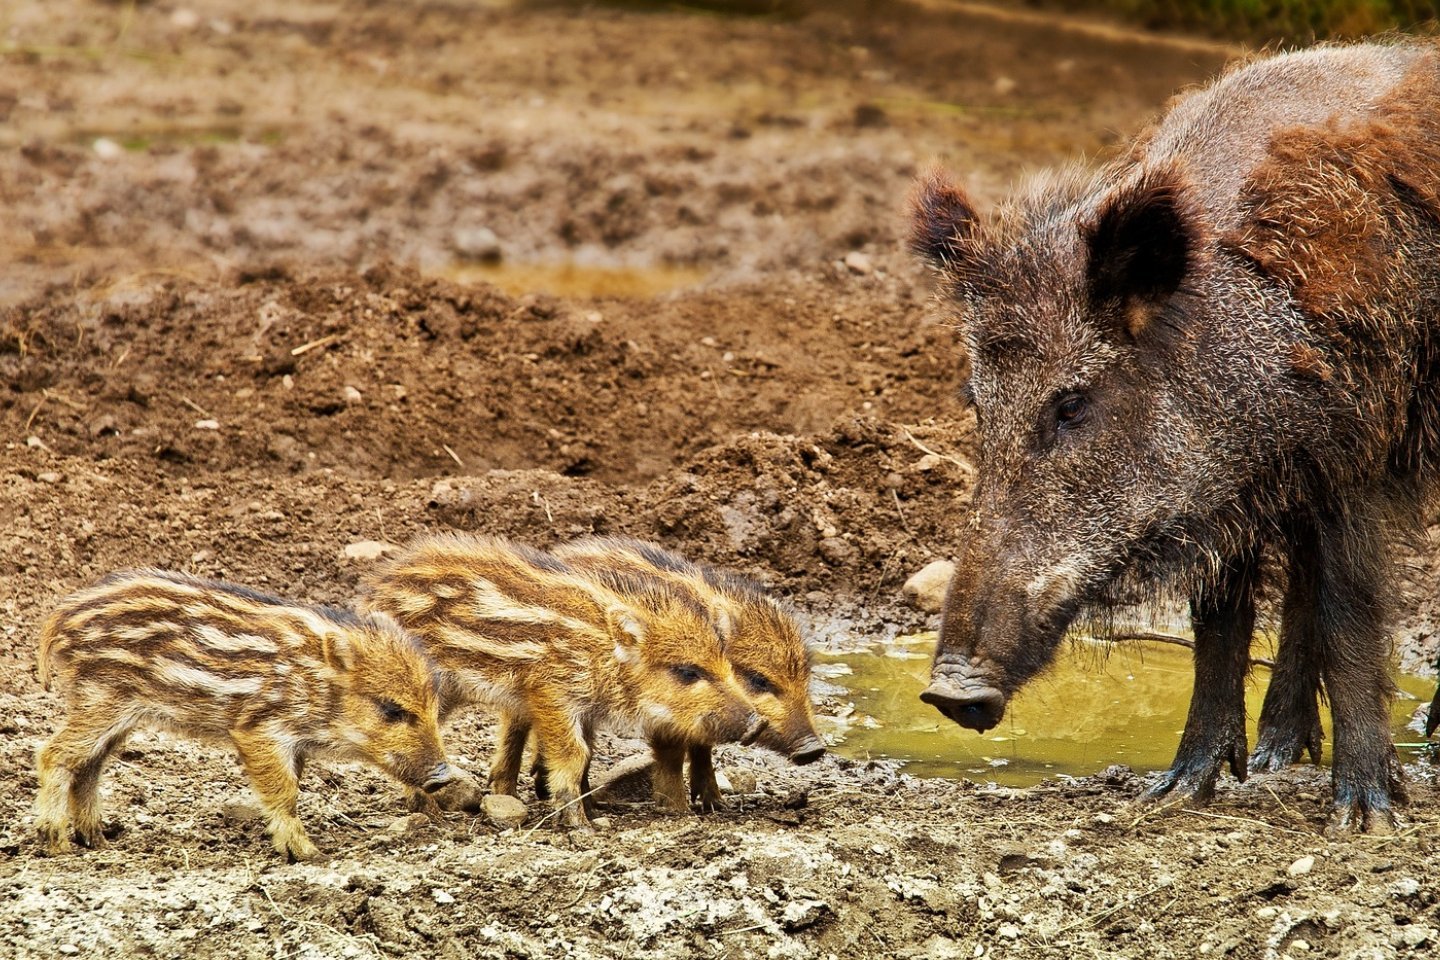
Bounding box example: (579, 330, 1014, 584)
(820, 633, 1435, 787)
(437, 262, 707, 299)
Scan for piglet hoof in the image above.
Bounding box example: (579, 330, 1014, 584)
(278, 833, 322, 863)
(694, 791, 726, 814)
(36, 824, 74, 856)
(73, 823, 109, 851)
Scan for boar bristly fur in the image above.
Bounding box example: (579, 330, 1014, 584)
(35, 571, 451, 861)
(365, 533, 762, 829)
(911, 42, 1440, 833)
(515, 538, 822, 813)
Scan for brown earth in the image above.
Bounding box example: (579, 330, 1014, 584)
(1, 2, 1437, 958)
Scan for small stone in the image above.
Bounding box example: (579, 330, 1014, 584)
(843, 251, 873, 275)
(1392, 877, 1421, 897)
(816, 537, 854, 565)
(431, 889, 455, 905)
(386, 813, 431, 837)
(59, 946, 79, 956)
(342, 540, 400, 563)
(451, 226, 502, 262)
(191, 549, 214, 564)
(591, 816, 614, 830)
(781, 898, 831, 932)
(194, 419, 220, 430)
(993, 76, 1017, 95)
(1288, 940, 1311, 954)
(342, 385, 363, 404)
(482, 794, 528, 830)
(996, 923, 1021, 940)
(1287, 855, 1315, 877)
(902, 560, 956, 613)
(37, 471, 63, 484)
(93, 137, 124, 159)
(1400, 926, 1435, 948)
(700, 336, 719, 348)
(725, 769, 758, 795)
(1094, 813, 1114, 825)
(1256, 907, 1279, 920)
(916, 453, 944, 472)
(170, 9, 201, 29)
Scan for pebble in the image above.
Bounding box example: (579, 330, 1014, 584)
(816, 537, 854, 564)
(342, 540, 400, 563)
(843, 251, 873, 275)
(1288, 940, 1311, 953)
(93, 137, 124, 160)
(725, 769, 758, 794)
(781, 898, 830, 932)
(996, 923, 1020, 940)
(482, 794, 529, 830)
(431, 889, 455, 905)
(1256, 907, 1279, 920)
(1400, 925, 1435, 948)
(451, 226, 502, 262)
(37, 471, 63, 484)
(59, 946, 79, 956)
(343, 385, 363, 404)
(386, 813, 431, 837)
(170, 8, 201, 30)
(194, 419, 220, 430)
(993, 76, 1017, 95)
(1392, 877, 1421, 898)
(902, 560, 956, 613)
(1287, 855, 1315, 877)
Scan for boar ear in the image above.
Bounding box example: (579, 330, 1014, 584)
(322, 632, 356, 673)
(909, 165, 979, 270)
(1084, 169, 1197, 340)
(606, 606, 646, 648)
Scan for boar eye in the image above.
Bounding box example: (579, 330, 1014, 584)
(670, 664, 706, 685)
(1055, 393, 1088, 431)
(377, 699, 412, 724)
(742, 669, 777, 695)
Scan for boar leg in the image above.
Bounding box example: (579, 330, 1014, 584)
(1314, 519, 1405, 834)
(687, 745, 725, 813)
(1251, 534, 1325, 772)
(1142, 549, 1257, 805)
(35, 713, 134, 854)
(529, 698, 594, 830)
(650, 737, 692, 814)
(231, 731, 320, 861)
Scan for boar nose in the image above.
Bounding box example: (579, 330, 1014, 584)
(920, 678, 1006, 733)
(788, 735, 826, 766)
(421, 762, 455, 794)
(739, 714, 769, 746)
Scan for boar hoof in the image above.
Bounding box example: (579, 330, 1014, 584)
(1326, 801, 1399, 836)
(1249, 720, 1324, 774)
(279, 834, 322, 863)
(73, 823, 109, 851)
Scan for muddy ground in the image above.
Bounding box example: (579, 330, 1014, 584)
(2, 2, 1438, 958)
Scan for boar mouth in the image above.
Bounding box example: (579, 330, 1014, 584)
(919, 678, 1007, 733)
(739, 715, 769, 747)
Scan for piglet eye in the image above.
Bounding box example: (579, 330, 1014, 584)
(670, 664, 704, 685)
(378, 699, 407, 723)
(1056, 393, 1088, 430)
(743, 670, 777, 695)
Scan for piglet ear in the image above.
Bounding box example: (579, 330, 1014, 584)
(1084, 168, 1197, 339)
(909, 165, 979, 270)
(322, 632, 355, 673)
(606, 605, 646, 647)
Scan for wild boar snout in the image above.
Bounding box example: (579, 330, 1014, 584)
(919, 676, 1007, 732)
(788, 734, 826, 765)
(421, 761, 455, 793)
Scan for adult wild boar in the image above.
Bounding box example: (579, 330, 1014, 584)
(910, 42, 1440, 833)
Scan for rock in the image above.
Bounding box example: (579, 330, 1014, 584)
(724, 769, 758, 795)
(170, 9, 201, 30)
(386, 813, 431, 837)
(342, 540, 400, 563)
(194, 419, 220, 430)
(843, 251, 873, 275)
(903, 560, 955, 612)
(993, 75, 1017, 95)
(343, 385, 363, 404)
(37, 471, 63, 484)
(431, 889, 455, 905)
(780, 898, 831, 931)
(452, 226, 502, 262)
(431, 768, 486, 813)
(1288, 940, 1311, 954)
(1287, 855, 1315, 877)
(59, 945, 79, 956)
(1400, 926, 1435, 948)
(1393, 877, 1421, 898)
(817, 537, 854, 565)
(93, 137, 124, 160)
(482, 794, 529, 830)
(593, 752, 655, 804)
(997, 923, 1021, 940)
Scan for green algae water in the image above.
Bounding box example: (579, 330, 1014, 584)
(820, 633, 1436, 787)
